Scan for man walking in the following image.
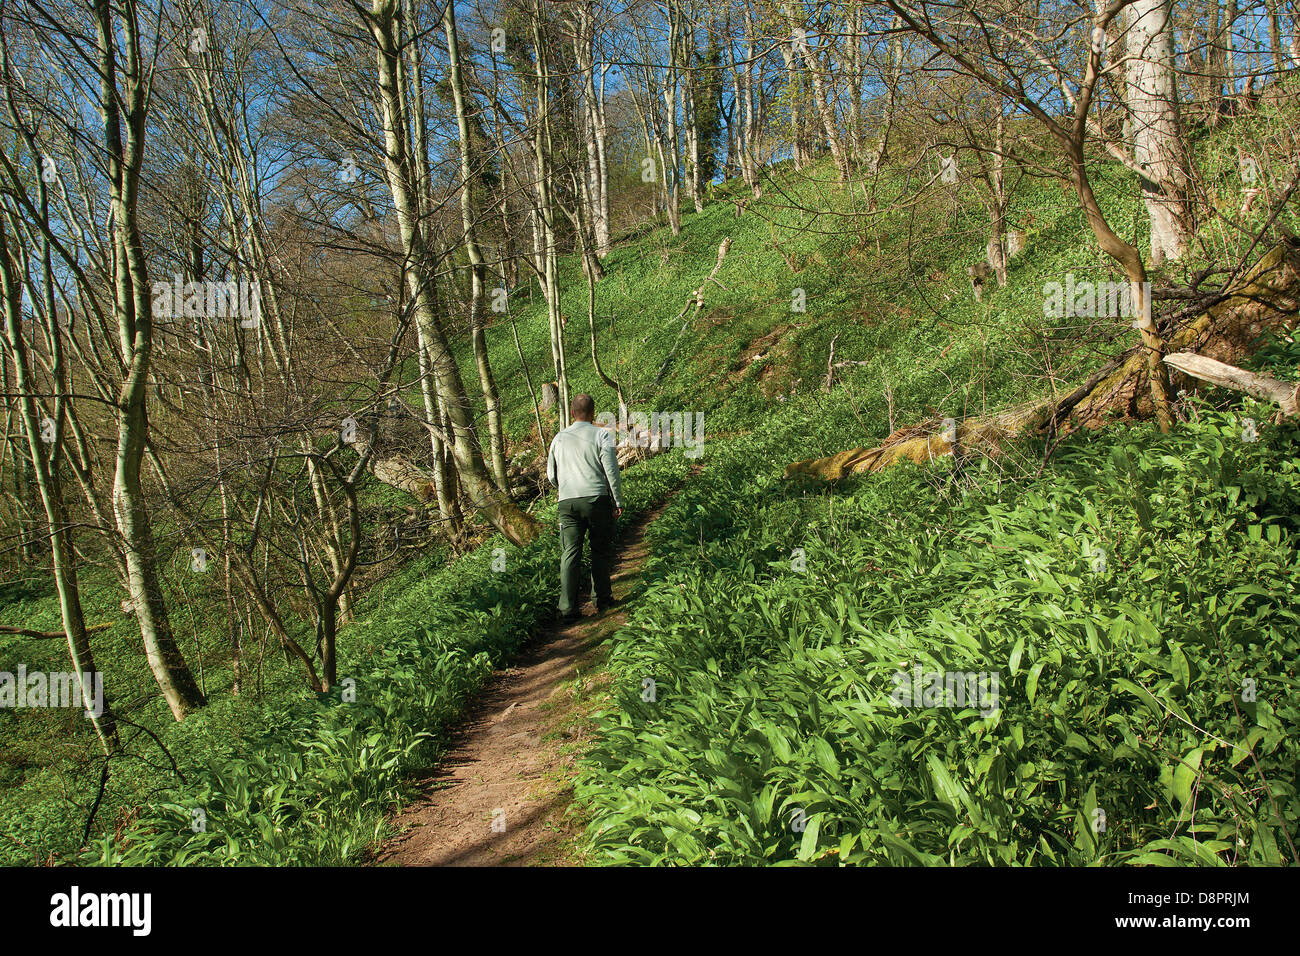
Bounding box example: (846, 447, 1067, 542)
(547, 394, 623, 622)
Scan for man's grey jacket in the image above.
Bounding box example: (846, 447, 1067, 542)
(546, 421, 624, 508)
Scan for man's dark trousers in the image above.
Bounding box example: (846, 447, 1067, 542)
(558, 494, 616, 615)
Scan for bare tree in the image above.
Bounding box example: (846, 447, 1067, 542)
(884, 0, 1179, 431)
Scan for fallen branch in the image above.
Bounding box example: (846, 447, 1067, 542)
(0, 623, 111, 640)
(81, 759, 110, 849)
(785, 405, 1042, 479)
(1163, 352, 1298, 417)
(340, 417, 438, 503)
(654, 237, 732, 386)
(824, 334, 839, 392)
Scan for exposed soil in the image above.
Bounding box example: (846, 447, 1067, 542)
(723, 322, 807, 396)
(372, 499, 669, 867)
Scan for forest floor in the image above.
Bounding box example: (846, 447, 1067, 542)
(372, 496, 670, 867)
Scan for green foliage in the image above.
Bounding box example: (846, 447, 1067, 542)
(84, 452, 692, 865)
(693, 37, 725, 185)
(575, 408, 1300, 865)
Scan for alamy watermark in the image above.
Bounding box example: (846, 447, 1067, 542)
(0, 665, 105, 718)
(50, 886, 151, 936)
(152, 274, 261, 328)
(1043, 274, 1149, 320)
(595, 408, 704, 459)
(890, 666, 1000, 716)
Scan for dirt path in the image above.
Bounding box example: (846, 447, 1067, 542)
(373, 500, 668, 867)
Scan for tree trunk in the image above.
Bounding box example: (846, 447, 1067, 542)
(1126, 0, 1196, 266)
(573, 4, 611, 257)
(530, 2, 572, 418)
(1067, 144, 1173, 432)
(1163, 352, 1299, 415)
(1265, 0, 1284, 73)
(870, 15, 905, 175)
(594, 65, 612, 256)
(789, 11, 849, 183)
(679, 25, 703, 214)
(738, 10, 763, 197)
(368, 0, 540, 547)
(0, 218, 119, 754)
(94, 0, 205, 719)
(844, 5, 863, 165)
(445, 2, 510, 494)
(415, 310, 461, 534)
(661, 35, 683, 238)
(777, 34, 806, 168)
(989, 110, 1009, 287)
(1210, 0, 1239, 120)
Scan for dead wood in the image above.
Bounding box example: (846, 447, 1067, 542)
(786, 241, 1300, 480)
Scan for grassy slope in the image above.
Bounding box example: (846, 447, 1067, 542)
(553, 138, 1300, 862)
(574, 387, 1300, 864)
(2, 97, 1297, 863)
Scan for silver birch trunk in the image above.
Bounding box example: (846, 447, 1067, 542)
(444, 2, 510, 493)
(94, 0, 205, 719)
(1126, 0, 1196, 266)
(0, 216, 119, 754)
(368, 0, 540, 547)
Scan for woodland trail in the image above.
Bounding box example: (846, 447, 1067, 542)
(373, 497, 671, 867)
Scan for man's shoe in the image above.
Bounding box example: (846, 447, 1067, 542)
(557, 609, 582, 624)
(595, 598, 621, 613)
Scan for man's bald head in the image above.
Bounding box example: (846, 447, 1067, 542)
(570, 393, 595, 422)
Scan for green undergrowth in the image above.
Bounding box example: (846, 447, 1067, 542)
(575, 346, 1300, 864)
(55, 454, 691, 865)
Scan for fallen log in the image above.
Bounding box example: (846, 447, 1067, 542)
(785, 405, 1045, 479)
(341, 418, 439, 503)
(600, 413, 666, 469)
(369, 450, 439, 503)
(1063, 240, 1300, 433)
(786, 241, 1300, 480)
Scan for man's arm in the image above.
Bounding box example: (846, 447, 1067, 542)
(598, 429, 623, 510)
(546, 436, 558, 492)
